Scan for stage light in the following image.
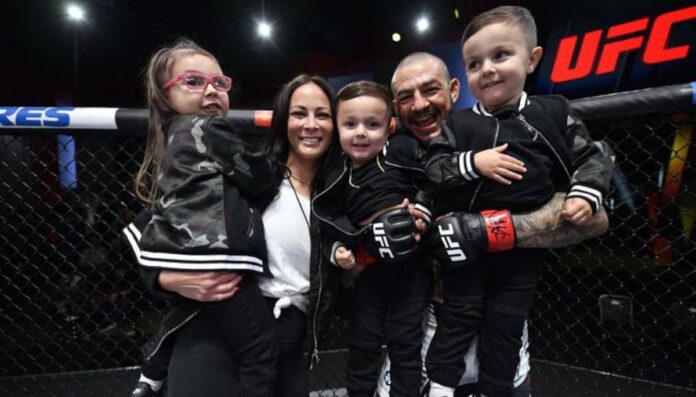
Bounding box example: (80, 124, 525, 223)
(66, 4, 85, 21)
(392, 32, 401, 43)
(257, 21, 272, 39)
(416, 16, 430, 33)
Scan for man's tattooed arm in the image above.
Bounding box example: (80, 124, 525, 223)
(514, 193, 609, 249)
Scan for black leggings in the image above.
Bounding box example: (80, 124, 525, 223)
(264, 297, 309, 397)
(346, 259, 431, 397)
(426, 249, 543, 397)
(167, 277, 277, 397)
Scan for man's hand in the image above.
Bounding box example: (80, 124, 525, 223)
(425, 214, 481, 269)
(335, 246, 357, 270)
(361, 206, 417, 263)
(562, 197, 593, 226)
(473, 143, 527, 185)
(404, 198, 430, 242)
(424, 210, 516, 270)
(158, 271, 243, 302)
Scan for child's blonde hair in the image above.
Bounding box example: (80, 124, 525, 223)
(135, 38, 220, 204)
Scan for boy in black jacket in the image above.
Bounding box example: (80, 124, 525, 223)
(423, 6, 614, 397)
(312, 81, 431, 396)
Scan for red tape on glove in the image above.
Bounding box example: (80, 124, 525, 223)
(481, 210, 515, 252)
(354, 246, 377, 266)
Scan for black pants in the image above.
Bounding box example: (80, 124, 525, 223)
(264, 297, 309, 397)
(426, 249, 542, 397)
(347, 258, 430, 397)
(167, 277, 277, 397)
(140, 337, 171, 381)
(453, 374, 531, 397)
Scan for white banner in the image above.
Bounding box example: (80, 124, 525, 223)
(0, 107, 118, 129)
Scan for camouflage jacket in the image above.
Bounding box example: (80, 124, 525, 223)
(138, 115, 275, 275)
(124, 187, 340, 367)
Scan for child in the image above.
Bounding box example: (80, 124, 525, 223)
(126, 39, 277, 397)
(423, 6, 613, 397)
(312, 81, 432, 397)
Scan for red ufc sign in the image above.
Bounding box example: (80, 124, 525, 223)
(551, 5, 696, 83)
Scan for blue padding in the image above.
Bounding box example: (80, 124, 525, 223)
(691, 81, 696, 105)
(58, 134, 77, 189)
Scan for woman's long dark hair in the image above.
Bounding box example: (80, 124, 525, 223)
(267, 74, 340, 190)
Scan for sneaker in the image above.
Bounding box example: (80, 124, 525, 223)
(131, 382, 161, 397)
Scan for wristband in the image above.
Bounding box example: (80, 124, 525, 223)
(354, 246, 377, 266)
(480, 209, 515, 252)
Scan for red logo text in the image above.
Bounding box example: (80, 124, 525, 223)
(551, 5, 696, 83)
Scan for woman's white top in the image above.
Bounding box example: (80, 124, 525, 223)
(257, 179, 311, 315)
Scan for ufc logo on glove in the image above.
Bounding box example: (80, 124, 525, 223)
(437, 223, 467, 262)
(372, 223, 395, 259)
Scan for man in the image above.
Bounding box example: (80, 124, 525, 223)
(375, 52, 609, 397)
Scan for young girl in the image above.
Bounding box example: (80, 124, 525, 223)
(312, 81, 431, 397)
(125, 39, 277, 397)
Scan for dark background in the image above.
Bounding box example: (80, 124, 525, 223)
(4, 0, 694, 111)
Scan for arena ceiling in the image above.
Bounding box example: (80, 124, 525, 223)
(3, 0, 545, 108)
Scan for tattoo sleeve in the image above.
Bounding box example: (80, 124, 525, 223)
(513, 193, 609, 249)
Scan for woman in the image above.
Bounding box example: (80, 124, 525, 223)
(257, 74, 341, 396)
(128, 74, 341, 397)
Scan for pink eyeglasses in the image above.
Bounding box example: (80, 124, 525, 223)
(163, 72, 233, 92)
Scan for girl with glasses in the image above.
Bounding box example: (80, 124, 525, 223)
(126, 38, 278, 397)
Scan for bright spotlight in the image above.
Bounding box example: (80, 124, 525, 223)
(67, 4, 85, 21)
(392, 32, 401, 43)
(416, 17, 430, 33)
(258, 21, 272, 38)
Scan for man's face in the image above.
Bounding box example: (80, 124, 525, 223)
(392, 59, 460, 142)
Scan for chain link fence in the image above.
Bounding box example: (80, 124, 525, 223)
(1, 88, 695, 396)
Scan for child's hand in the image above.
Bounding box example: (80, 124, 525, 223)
(473, 144, 526, 185)
(562, 197, 593, 225)
(343, 264, 366, 279)
(403, 198, 428, 242)
(335, 246, 357, 269)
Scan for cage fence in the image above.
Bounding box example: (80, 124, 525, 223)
(1, 84, 695, 396)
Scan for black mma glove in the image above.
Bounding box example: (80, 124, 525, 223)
(360, 207, 417, 264)
(424, 210, 516, 270)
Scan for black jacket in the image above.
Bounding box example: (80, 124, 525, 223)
(123, 176, 339, 367)
(139, 115, 274, 274)
(312, 133, 432, 260)
(426, 94, 614, 215)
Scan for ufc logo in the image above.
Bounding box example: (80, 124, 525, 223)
(438, 224, 466, 262)
(551, 5, 696, 83)
(372, 223, 394, 259)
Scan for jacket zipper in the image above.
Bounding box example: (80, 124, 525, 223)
(517, 114, 572, 181)
(468, 119, 499, 212)
(246, 207, 255, 237)
(312, 165, 369, 237)
(382, 159, 424, 174)
(146, 307, 202, 361)
(310, 230, 323, 369)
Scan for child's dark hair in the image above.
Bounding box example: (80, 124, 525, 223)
(461, 6, 537, 50)
(135, 38, 219, 204)
(336, 80, 393, 122)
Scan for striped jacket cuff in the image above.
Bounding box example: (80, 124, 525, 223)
(457, 151, 480, 181)
(414, 203, 432, 224)
(330, 241, 344, 267)
(122, 222, 265, 272)
(567, 184, 603, 213)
